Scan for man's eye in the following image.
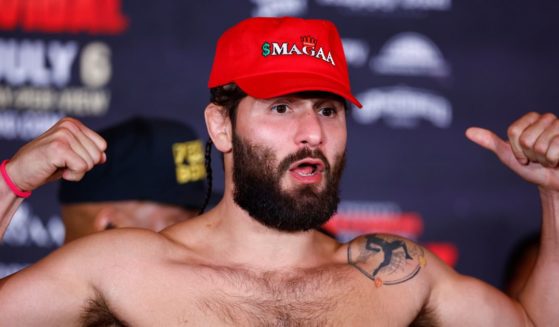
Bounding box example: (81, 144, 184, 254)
(271, 104, 289, 114)
(319, 107, 337, 117)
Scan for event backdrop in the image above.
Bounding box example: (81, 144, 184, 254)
(1, 0, 558, 289)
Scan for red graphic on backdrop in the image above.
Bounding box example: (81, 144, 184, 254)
(0, 0, 128, 34)
(324, 212, 423, 237)
(424, 242, 458, 267)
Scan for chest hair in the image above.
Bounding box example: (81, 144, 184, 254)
(195, 264, 352, 326)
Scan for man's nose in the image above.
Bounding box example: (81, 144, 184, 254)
(295, 110, 324, 148)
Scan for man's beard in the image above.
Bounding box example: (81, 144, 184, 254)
(232, 134, 345, 232)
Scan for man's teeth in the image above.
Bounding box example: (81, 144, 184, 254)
(295, 165, 317, 176)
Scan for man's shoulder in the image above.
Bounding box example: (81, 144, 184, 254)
(52, 228, 189, 271)
(74, 227, 171, 249)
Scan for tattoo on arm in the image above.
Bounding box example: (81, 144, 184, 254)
(347, 234, 426, 287)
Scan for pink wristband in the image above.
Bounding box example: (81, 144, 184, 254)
(1, 159, 31, 198)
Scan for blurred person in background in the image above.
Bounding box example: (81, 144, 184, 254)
(58, 116, 217, 243)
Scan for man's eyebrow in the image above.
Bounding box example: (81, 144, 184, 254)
(312, 98, 345, 109)
(258, 96, 294, 106)
(270, 96, 297, 103)
(266, 95, 344, 108)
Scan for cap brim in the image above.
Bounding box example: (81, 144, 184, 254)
(235, 72, 363, 108)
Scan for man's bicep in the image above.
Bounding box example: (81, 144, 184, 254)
(430, 271, 532, 326)
(0, 244, 96, 325)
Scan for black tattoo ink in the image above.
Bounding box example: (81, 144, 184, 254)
(366, 235, 414, 277)
(347, 234, 426, 287)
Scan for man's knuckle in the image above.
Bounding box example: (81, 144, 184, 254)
(58, 120, 79, 133)
(94, 151, 104, 163)
(49, 139, 69, 154)
(534, 142, 548, 155)
(53, 127, 74, 140)
(518, 134, 533, 148)
(507, 125, 522, 139)
(98, 138, 108, 151)
(74, 160, 88, 172)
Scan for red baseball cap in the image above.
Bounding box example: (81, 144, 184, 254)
(208, 17, 362, 108)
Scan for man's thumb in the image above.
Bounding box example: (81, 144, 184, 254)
(465, 127, 503, 153)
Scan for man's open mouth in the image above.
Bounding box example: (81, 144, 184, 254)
(289, 158, 325, 177)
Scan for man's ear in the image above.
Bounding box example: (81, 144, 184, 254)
(93, 207, 117, 232)
(205, 103, 233, 153)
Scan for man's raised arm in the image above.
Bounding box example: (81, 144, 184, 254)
(464, 112, 559, 325)
(0, 117, 106, 238)
(0, 118, 106, 324)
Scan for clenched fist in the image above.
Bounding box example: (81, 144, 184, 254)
(5, 117, 107, 192)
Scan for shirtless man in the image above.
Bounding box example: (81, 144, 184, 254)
(0, 17, 558, 326)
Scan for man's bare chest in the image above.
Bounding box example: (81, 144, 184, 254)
(88, 263, 427, 326)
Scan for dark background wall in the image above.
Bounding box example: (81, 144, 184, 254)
(1, 0, 557, 289)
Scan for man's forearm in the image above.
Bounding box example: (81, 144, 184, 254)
(0, 173, 24, 239)
(519, 188, 559, 326)
(539, 188, 559, 252)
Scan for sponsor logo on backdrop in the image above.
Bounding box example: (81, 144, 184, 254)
(0, 1, 128, 140)
(371, 32, 450, 77)
(3, 204, 64, 247)
(323, 200, 458, 266)
(0, 111, 63, 140)
(173, 140, 206, 184)
(0, 40, 112, 118)
(316, 0, 451, 13)
(0, 203, 64, 277)
(251, 0, 308, 17)
(324, 201, 423, 242)
(352, 86, 452, 128)
(342, 38, 369, 67)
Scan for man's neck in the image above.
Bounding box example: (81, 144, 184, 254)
(199, 195, 340, 270)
